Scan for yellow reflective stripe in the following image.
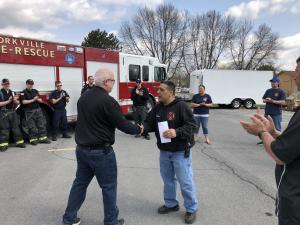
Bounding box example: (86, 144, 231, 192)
(16, 140, 24, 144)
(29, 138, 38, 143)
(39, 136, 47, 141)
(0, 143, 9, 147)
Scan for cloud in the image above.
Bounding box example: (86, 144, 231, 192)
(225, 0, 294, 19)
(0, 26, 56, 41)
(276, 32, 300, 70)
(0, 0, 163, 31)
(291, 1, 300, 13)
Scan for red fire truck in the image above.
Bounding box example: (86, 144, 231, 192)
(0, 34, 167, 124)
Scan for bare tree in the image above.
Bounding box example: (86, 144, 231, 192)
(229, 22, 279, 70)
(119, 3, 189, 78)
(183, 10, 235, 74)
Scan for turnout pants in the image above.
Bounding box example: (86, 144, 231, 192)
(0, 110, 24, 148)
(52, 109, 68, 136)
(22, 108, 47, 143)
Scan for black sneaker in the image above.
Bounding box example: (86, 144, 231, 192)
(40, 139, 51, 144)
(118, 218, 125, 225)
(158, 205, 179, 214)
(16, 143, 26, 148)
(62, 134, 71, 138)
(185, 212, 196, 224)
(30, 140, 38, 146)
(145, 134, 151, 140)
(0, 146, 8, 152)
(52, 136, 57, 141)
(63, 217, 80, 225)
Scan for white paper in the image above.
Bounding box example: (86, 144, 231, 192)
(158, 121, 171, 143)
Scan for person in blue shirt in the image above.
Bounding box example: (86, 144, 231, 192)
(257, 76, 286, 145)
(191, 85, 213, 144)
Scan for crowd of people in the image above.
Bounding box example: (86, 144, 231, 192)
(1, 57, 300, 225)
(0, 76, 96, 152)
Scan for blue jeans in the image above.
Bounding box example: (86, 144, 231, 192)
(63, 146, 118, 225)
(159, 150, 198, 213)
(266, 114, 282, 131)
(194, 116, 209, 135)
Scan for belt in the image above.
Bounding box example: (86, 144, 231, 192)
(77, 143, 111, 150)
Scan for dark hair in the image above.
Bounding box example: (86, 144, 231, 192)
(297, 57, 300, 63)
(2, 78, 9, 84)
(88, 76, 94, 80)
(160, 81, 175, 94)
(55, 81, 61, 86)
(199, 84, 206, 90)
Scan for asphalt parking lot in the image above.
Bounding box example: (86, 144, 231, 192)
(0, 109, 294, 225)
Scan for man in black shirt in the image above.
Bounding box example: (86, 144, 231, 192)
(241, 57, 300, 225)
(143, 81, 198, 224)
(131, 78, 150, 139)
(20, 79, 50, 145)
(50, 81, 71, 141)
(0, 78, 25, 152)
(62, 68, 142, 225)
(80, 75, 94, 95)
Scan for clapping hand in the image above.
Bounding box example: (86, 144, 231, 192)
(138, 124, 144, 135)
(8, 96, 13, 103)
(240, 115, 266, 136)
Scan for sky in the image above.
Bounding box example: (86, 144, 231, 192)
(0, 0, 299, 70)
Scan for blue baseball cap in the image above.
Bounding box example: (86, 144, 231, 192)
(270, 76, 280, 83)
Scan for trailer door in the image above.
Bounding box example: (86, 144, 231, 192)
(59, 67, 83, 118)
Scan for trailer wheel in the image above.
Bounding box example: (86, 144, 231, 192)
(231, 99, 242, 109)
(146, 97, 155, 113)
(244, 99, 255, 109)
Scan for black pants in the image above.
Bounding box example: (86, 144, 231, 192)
(22, 108, 47, 143)
(133, 106, 147, 125)
(0, 110, 24, 147)
(52, 109, 68, 136)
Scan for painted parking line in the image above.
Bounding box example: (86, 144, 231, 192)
(48, 147, 75, 152)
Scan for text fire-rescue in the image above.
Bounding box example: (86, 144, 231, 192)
(0, 36, 55, 58)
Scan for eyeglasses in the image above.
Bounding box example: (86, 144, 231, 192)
(105, 79, 115, 82)
(57, 85, 62, 87)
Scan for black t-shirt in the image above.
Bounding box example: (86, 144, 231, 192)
(263, 88, 286, 115)
(81, 84, 94, 95)
(192, 93, 212, 115)
(131, 86, 149, 107)
(271, 108, 300, 224)
(0, 89, 15, 110)
(49, 90, 69, 110)
(20, 88, 40, 110)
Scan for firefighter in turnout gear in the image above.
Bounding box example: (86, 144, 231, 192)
(20, 79, 51, 145)
(0, 79, 26, 152)
(49, 81, 71, 141)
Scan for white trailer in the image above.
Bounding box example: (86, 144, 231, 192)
(189, 69, 274, 109)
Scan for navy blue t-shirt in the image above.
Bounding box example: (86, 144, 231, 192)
(263, 88, 286, 115)
(192, 93, 212, 115)
(49, 90, 69, 110)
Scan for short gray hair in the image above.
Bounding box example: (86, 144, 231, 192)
(94, 68, 114, 87)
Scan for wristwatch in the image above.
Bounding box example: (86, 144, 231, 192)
(258, 130, 268, 139)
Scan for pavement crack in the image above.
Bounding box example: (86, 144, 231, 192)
(198, 143, 275, 201)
